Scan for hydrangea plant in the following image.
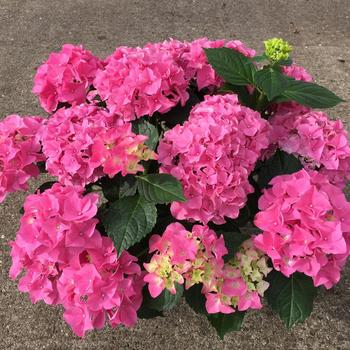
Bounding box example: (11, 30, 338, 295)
(3, 37, 349, 339)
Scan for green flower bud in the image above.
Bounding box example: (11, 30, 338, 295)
(264, 38, 292, 61)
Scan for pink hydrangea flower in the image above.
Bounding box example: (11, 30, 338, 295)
(41, 104, 156, 186)
(33, 44, 102, 113)
(0, 114, 45, 202)
(270, 109, 350, 187)
(180, 38, 256, 90)
(282, 64, 313, 82)
(144, 223, 270, 314)
(254, 169, 350, 288)
(158, 94, 270, 224)
(94, 43, 189, 121)
(9, 183, 144, 337)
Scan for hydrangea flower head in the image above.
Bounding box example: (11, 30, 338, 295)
(264, 38, 292, 61)
(42, 104, 156, 186)
(94, 44, 189, 121)
(9, 183, 144, 337)
(0, 114, 45, 202)
(33, 44, 102, 113)
(253, 169, 350, 288)
(270, 109, 350, 187)
(158, 94, 270, 224)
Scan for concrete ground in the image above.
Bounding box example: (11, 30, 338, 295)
(0, 0, 350, 349)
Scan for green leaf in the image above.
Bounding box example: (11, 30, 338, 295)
(281, 80, 344, 108)
(256, 150, 303, 189)
(102, 195, 157, 255)
(137, 173, 185, 204)
(207, 312, 245, 339)
(132, 118, 159, 150)
(251, 54, 268, 63)
(205, 47, 256, 86)
(267, 271, 317, 328)
(278, 57, 293, 66)
(100, 174, 137, 202)
(184, 284, 207, 314)
(220, 231, 250, 262)
(219, 83, 252, 107)
(254, 68, 291, 100)
(142, 283, 183, 312)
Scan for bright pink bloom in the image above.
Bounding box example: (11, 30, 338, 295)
(270, 109, 350, 187)
(33, 44, 102, 113)
(0, 114, 45, 202)
(254, 169, 350, 288)
(282, 64, 313, 82)
(94, 43, 189, 121)
(158, 94, 270, 224)
(9, 183, 144, 337)
(41, 104, 155, 186)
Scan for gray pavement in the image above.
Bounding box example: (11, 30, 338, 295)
(0, 0, 350, 349)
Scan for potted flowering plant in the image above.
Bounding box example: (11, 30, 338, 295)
(4, 37, 349, 339)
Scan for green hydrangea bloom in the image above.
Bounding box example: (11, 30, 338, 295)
(264, 38, 292, 61)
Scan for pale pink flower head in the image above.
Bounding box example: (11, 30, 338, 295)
(270, 109, 350, 187)
(158, 94, 270, 224)
(33, 44, 102, 113)
(0, 114, 45, 202)
(254, 169, 350, 288)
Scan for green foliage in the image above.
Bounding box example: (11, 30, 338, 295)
(254, 68, 291, 100)
(267, 271, 317, 328)
(137, 173, 186, 204)
(142, 283, 183, 312)
(102, 195, 157, 255)
(207, 312, 245, 339)
(256, 150, 303, 189)
(281, 80, 344, 108)
(132, 118, 159, 150)
(100, 174, 137, 202)
(205, 47, 256, 86)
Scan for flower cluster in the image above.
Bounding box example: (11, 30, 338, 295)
(41, 104, 155, 186)
(33, 44, 102, 113)
(158, 94, 270, 224)
(94, 44, 189, 121)
(144, 223, 270, 314)
(0, 114, 45, 203)
(254, 169, 350, 288)
(205, 239, 271, 314)
(9, 184, 144, 337)
(264, 38, 292, 62)
(270, 109, 350, 187)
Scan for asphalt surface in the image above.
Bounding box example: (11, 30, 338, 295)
(0, 1, 350, 349)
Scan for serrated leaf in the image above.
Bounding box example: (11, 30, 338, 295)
(257, 150, 303, 189)
(137, 173, 185, 203)
(267, 271, 317, 328)
(102, 195, 157, 255)
(132, 118, 159, 150)
(143, 283, 183, 312)
(281, 80, 344, 108)
(205, 47, 256, 86)
(207, 312, 245, 339)
(254, 68, 291, 100)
